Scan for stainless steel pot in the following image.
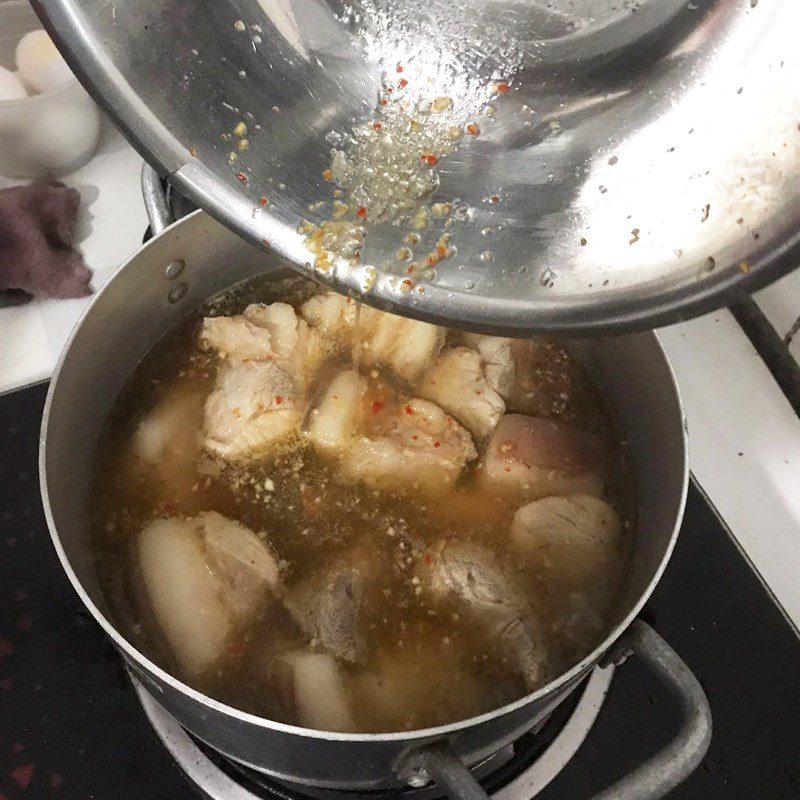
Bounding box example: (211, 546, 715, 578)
(40, 189, 710, 798)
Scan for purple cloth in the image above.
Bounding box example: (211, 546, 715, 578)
(0, 180, 92, 302)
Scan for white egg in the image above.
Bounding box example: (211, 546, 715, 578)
(0, 65, 28, 101)
(15, 29, 74, 94)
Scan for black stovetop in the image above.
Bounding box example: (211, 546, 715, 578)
(1, 383, 799, 800)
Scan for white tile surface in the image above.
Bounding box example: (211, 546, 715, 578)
(754, 266, 800, 343)
(0, 117, 148, 394)
(659, 312, 800, 629)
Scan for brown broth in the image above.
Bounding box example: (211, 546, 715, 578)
(89, 274, 633, 733)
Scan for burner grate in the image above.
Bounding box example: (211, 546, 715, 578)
(133, 669, 613, 800)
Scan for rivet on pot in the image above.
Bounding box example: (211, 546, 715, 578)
(404, 769, 430, 789)
(168, 282, 188, 303)
(165, 259, 186, 280)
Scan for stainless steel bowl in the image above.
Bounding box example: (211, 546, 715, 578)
(33, 0, 800, 332)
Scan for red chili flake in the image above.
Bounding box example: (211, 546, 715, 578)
(495, 81, 509, 93)
(406, 265, 415, 274)
(421, 154, 439, 167)
(371, 400, 384, 413)
(436, 245, 447, 258)
(411, 435, 418, 440)
(424, 552, 434, 565)
(12, 742, 24, 753)
(18, 614, 32, 631)
(378, 98, 388, 106)
(396, 64, 404, 73)
(433, 441, 441, 448)
(402, 278, 414, 287)
(426, 255, 438, 267)
(275, 395, 283, 405)
(322, 169, 332, 181)
(373, 122, 382, 131)
(12, 764, 34, 789)
(51, 773, 64, 788)
(466, 122, 480, 136)
(356, 206, 367, 218)
(0, 676, 15, 692)
(398, 78, 408, 88)
(405, 405, 414, 415)
(503, 466, 512, 472)
(258, 196, 268, 206)
(490, 195, 500, 203)
(236, 172, 248, 183)
(0, 636, 12, 658)
(386, 87, 393, 93)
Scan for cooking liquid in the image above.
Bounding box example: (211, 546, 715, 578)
(89, 275, 633, 733)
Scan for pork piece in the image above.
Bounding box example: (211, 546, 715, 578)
(301, 292, 444, 383)
(202, 302, 299, 361)
(203, 360, 301, 459)
(267, 648, 356, 731)
(283, 568, 367, 665)
(503, 338, 602, 425)
(417, 540, 548, 690)
(419, 347, 505, 438)
(200, 302, 332, 459)
(202, 301, 327, 391)
(511, 494, 622, 587)
(480, 414, 607, 500)
(462, 333, 515, 396)
(352, 631, 491, 732)
(304, 370, 366, 455)
(137, 512, 280, 676)
(339, 399, 477, 495)
(131, 383, 205, 507)
(300, 292, 358, 338)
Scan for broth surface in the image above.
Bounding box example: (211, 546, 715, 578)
(90, 274, 633, 733)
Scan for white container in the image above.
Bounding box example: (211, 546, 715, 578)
(0, 0, 101, 178)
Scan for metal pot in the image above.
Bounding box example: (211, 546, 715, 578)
(32, 0, 800, 332)
(40, 183, 710, 798)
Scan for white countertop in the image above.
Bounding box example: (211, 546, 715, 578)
(1, 125, 798, 632)
(0, 117, 148, 394)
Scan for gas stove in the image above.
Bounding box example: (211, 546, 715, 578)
(1, 383, 799, 799)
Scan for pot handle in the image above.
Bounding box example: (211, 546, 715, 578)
(395, 620, 711, 800)
(141, 162, 173, 236)
(396, 741, 492, 800)
(584, 619, 712, 800)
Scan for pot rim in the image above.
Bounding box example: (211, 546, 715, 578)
(39, 211, 689, 743)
